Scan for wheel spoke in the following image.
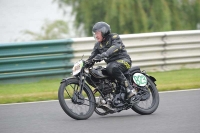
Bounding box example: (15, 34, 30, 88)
(137, 83, 153, 109)
(64, 88, 72, 99)
(58, 78, 95, 120)
(63, 83, 90, 115)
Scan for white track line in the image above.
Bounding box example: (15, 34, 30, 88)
(159, 88, 200, 93)
(0, 88, 200, 106)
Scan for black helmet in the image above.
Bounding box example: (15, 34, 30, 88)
(92, 22, 111, 38)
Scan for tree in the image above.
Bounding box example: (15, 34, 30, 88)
(167, 0, 182, 30)
(55, 0, 200, 36)
(148, 0, 171, 32)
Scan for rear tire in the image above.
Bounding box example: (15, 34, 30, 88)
(58, 78, 95, 120)
(132, 76, 159, 115)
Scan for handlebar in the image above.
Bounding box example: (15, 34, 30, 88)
(84, 58, 103, 68)
(92, 58, 101, 62)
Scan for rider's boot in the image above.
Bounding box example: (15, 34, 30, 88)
(123, 80, 137, 99)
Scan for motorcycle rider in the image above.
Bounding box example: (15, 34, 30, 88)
(86, 21, 137, 99)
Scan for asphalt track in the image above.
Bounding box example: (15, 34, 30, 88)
(0, 89, 200, 133)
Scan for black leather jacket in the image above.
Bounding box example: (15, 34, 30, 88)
(88, 33, 131, 63)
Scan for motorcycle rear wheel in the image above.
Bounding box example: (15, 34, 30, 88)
(131, 76, 159, 115)
(58, 78, 95, 120)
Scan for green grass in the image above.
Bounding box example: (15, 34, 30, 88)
(0, 79, 61, 104)
(0, 68, 200, 104)
(148, 68, 200, 91)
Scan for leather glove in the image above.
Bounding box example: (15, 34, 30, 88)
(85, 59, 94, 67)
(93, 52, 108, 62)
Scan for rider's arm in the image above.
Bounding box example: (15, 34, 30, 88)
(88, 43, 100, 60)
(104, 34, 124, 57)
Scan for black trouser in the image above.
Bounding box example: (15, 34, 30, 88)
(106, 58, 132, 86)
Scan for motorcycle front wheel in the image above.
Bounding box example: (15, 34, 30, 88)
(58, 78, 95, 120)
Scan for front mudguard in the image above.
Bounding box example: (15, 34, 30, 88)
(60, 77, 78, 84)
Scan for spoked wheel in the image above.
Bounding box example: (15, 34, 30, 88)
(132, 76, 159, 115)
(58, 78, 95, 120)
(93, 90, 109, 116)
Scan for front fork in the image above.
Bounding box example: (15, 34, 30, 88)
(74, 74, 97, 106)
(78, 72, 85, 95)
(63, 72, 85, 105)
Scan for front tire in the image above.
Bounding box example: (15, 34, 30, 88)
(58, 78, 95, 120)
(132, 76, 159, 115)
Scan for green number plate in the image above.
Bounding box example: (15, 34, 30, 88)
(133, 73, 147, 86)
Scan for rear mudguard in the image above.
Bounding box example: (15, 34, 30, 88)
(129, 66, 141, 74)
(149, 75, 156, 86)
(129, 66, 157, 86)
(144, 74, 157, 86)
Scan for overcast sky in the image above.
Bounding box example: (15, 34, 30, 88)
(0, 0, 74, 43)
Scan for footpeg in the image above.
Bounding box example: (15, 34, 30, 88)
(129, 95, 140, 104)
(99, 104, 115, 111)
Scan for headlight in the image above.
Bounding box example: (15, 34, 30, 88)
(72, 60, 83, 76)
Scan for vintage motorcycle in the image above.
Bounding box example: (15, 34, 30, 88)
(58, 58, 159, 120)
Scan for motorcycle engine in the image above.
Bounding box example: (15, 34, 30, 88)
(99, 79, 115, 95)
